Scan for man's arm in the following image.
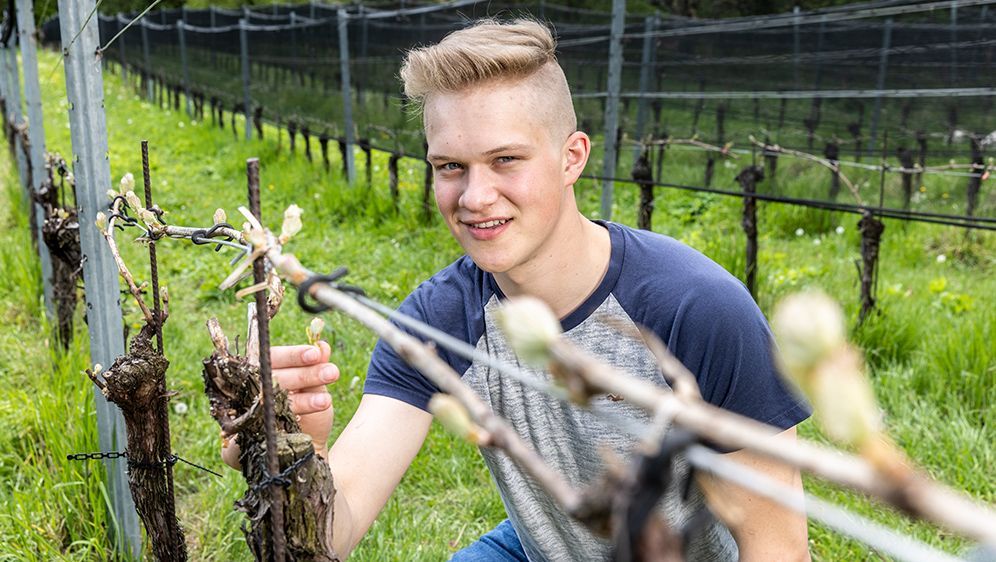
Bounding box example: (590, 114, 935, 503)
(329, 394, 432, 557)
(720, 426, 811, 562)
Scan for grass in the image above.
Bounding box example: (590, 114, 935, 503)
(0, 48, 993, 560)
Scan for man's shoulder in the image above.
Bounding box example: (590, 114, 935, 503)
(405, 255, 489, 315)
(609, 222, 751, 320)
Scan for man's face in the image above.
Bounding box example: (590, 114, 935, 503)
(424, 80, 582, 276)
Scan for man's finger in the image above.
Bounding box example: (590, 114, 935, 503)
(271, 340, 331, 369)
(288, 391, 332, 415)
(274, 362, 340, 391)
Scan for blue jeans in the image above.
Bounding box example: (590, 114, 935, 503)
(451, 519, 528, 561)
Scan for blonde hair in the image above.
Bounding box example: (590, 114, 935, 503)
(400, 19, 577, 138)
(401, 19, 556, 99)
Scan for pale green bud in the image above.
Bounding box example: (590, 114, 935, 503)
(428, 394, 487, 445)
(125, 190, 142, 211)
(95, 212, 108, 232)
(213, 208, 227, 225)
(771, 291, 846, 395)
(494, 296, 562, 366)
(119, 172, 135, 193)
(811, 346, 881, 448)
(279, 204, 303, 244)
(138, 208, 157, 227)
(306, 317, 325, 346)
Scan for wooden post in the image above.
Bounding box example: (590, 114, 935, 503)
(359, 138, 372, 188)
(389, 152, 400, 211)
(302, 126, 312, 162)
(857, 211, 884, 325)
(738, 167, 764, 298)
(915, 130, 927, 189)
(320, 133, 330, 172)
(825, 140, 841, 201)
(897, 147, 915, 211)
(633, 148, 654, 231)
(966, 135, 984, 218)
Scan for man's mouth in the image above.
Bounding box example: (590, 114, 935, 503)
(466, 218, 510, 229)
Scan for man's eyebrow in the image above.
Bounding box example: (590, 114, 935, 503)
(427, 144, 533, 163)
(482, 143, 532, 156)
(426, 153, 455, 163)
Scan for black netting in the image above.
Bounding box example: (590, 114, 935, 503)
(51, 1, 996, 222)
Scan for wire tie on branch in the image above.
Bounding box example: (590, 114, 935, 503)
(297, 267, 366, 313)
(190, 222, 238, 252)
(250, 450, 316, 494)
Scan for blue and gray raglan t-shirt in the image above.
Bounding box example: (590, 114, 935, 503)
(365, 220, 810, 561)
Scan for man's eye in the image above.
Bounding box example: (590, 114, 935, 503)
(438, 162, 462, 171)
(496, 156, 516, 164)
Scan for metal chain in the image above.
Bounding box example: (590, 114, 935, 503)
(66, 451, 129, 461)
(66, 450, 223, 477)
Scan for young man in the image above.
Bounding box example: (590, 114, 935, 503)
(264, 19, 811, 561)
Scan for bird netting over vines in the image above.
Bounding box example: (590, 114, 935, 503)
(39, 0, 996, 221)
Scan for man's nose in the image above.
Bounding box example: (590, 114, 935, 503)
(459, 166, 500, 211)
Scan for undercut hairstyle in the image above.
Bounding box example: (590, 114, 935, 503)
(400, 18, 578, 138)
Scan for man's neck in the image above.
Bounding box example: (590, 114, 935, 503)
(493, 215, 612, 319)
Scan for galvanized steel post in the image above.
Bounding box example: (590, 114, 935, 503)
(58, 0, 141, 556)
(116, 14, 128, 81)
(600, 0, 626, 220)
(141, 19, 153, 101)
(239, 19, 252, 140)
(633, 15, 656, 161)
(16, 0, 55, 315)
(178, 20, 191, 117)
(868, 17, 892, 159)
(338, 8, 356, 184)
(3, 40, 31, 206)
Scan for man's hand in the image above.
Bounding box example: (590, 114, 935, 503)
(272, 341, 339, 457)
(221, 341, 339, 469)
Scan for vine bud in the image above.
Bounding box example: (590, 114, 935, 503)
(495, 296, 562, 367)
(428, 394, 488, 445)
(119, 172, 135, 194)
(810, 346, 881, 448)
(306, 317, 325, 346)
(138, 208, 157, 227)
(125, 190, 142, 211)
(771, 291, 846, 394)
(94, 212, 108, 232)
(279, 204, 303, 244)
(213, 208, 227, 225)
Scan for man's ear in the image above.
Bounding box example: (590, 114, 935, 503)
(562, 131, 591, 186)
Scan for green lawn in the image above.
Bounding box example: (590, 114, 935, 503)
(0, 48, 992, 560)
